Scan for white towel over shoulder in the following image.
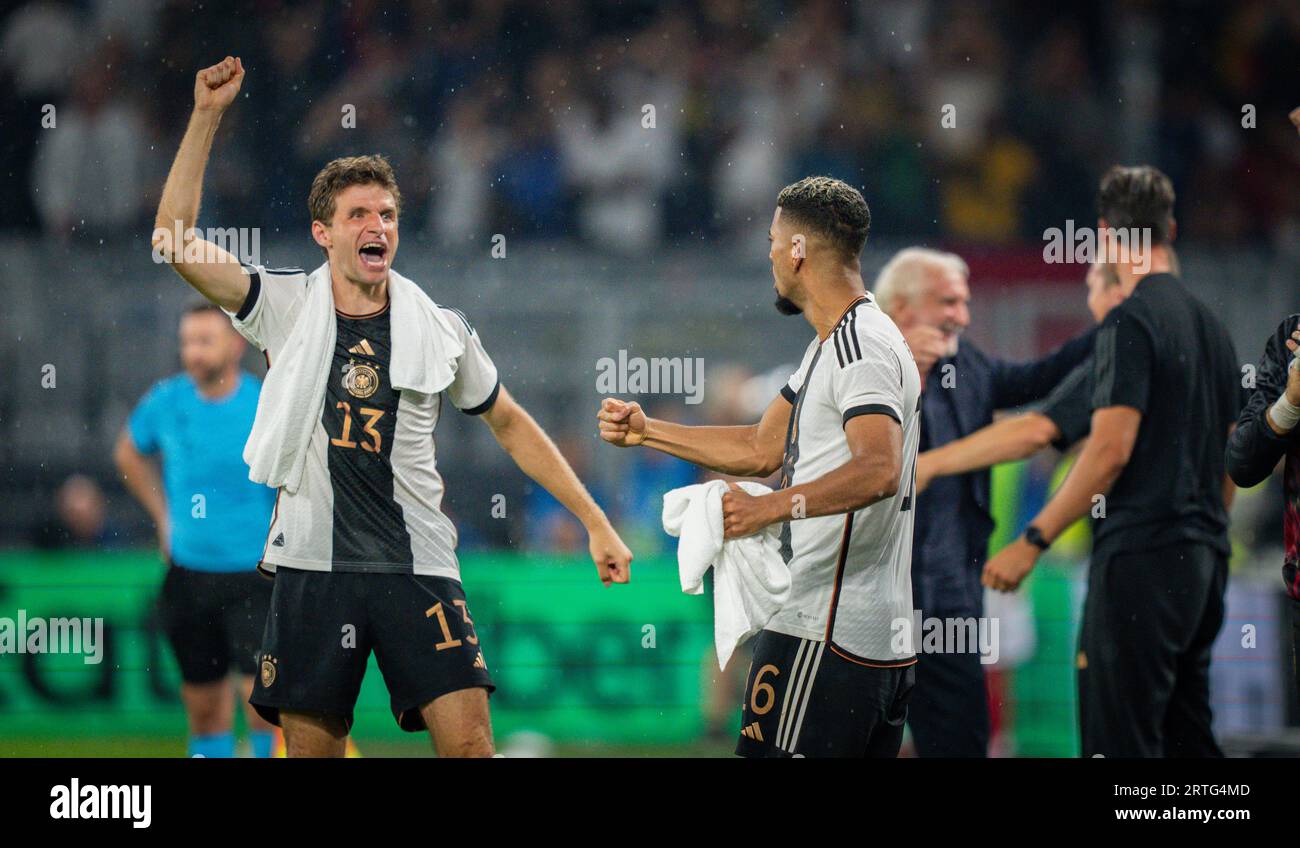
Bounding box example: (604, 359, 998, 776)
(662, 480, 791, 670)
(242, 263, 465, 494)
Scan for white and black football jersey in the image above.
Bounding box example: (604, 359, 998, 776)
(767, 294, 922, 665)
(223, 263, 499, 578)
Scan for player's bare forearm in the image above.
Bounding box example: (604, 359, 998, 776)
(925, 413, 1060, 481)
(113, 432, 167, 528)
(642, 419, 775, 477)
(720, 413, 902, 539)
(484, 388, 607, 530)
(777, 413, 902, 519)
(490, 388, 632, 584)
(598, 394, 788, 477)
(152, 57, 249, 311)
(155, 109, 222, 237)
(768, 454, 899, 522)
(1027, 407, 1139, 542)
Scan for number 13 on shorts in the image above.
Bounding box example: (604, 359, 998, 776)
(426, 600, 480, 650)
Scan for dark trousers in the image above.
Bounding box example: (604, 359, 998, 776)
(908, 643, 990, 757)
(1078, 542, 1227, 758)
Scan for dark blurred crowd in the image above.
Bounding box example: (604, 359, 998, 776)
(2, 0, 1297, 251)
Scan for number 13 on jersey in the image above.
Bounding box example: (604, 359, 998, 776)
(330, 401, 384, 453)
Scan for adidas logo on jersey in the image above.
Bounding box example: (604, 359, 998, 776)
(740, 722, 764, 742)
(348, 339, 376, 356)
(271, 532, 285, 547)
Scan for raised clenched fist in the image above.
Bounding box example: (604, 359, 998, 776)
(195, 56, 245, 113)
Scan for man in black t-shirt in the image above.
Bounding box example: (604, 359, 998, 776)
(982, 166, 1242, 758)
(912, 261, 1122, 491)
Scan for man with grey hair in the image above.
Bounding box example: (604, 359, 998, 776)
(873, 248, 972, 366)
(874, 247, 1096, 757)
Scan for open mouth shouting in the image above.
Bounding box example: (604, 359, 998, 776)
(358, 240, 388, 272)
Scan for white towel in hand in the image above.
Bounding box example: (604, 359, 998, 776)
(663, 480, 791, 670)
(242, 263, 465, 494)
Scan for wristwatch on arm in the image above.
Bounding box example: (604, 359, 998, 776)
(1024, 524, 1051, 551)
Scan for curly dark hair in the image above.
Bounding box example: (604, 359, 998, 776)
(776, 176, 871, 261)
(1096, 165, 1175, 245)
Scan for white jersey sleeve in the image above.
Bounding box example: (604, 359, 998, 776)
(830, 318, 908, 425)
(222, 263, 309, 356)
(442, 307, 501, 414)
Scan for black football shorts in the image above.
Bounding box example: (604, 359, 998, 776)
(736, 629, 915, 758)
(158, 561, 272, 685)
(250, 567, 494, 732)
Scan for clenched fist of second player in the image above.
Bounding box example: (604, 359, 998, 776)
(721, 482, 781, 540)
(597, 397, 647, 447)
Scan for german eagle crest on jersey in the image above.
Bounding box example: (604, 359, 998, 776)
(342, 359, 379, 399)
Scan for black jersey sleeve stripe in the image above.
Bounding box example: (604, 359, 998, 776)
(842, 323, 859, 365)
(842, 403, 900, 426)
(263, 267, 305, 275)
(832, 310, 864, 366)
(780, 384, 797, 403)
(460, 381, 500, 416)
(235, 263, 261, 321)
(446, 307, 474, 333)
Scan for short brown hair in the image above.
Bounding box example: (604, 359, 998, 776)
(1097, 165, 1175, 244)
(307, 154, 403, 225)
(776, 176, 871, 261)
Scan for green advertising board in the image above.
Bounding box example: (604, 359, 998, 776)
(0, 551, 714, 745)
(0, 548, 1101, 756)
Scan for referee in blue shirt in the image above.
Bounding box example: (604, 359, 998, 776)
(114, 302, 277, 758)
